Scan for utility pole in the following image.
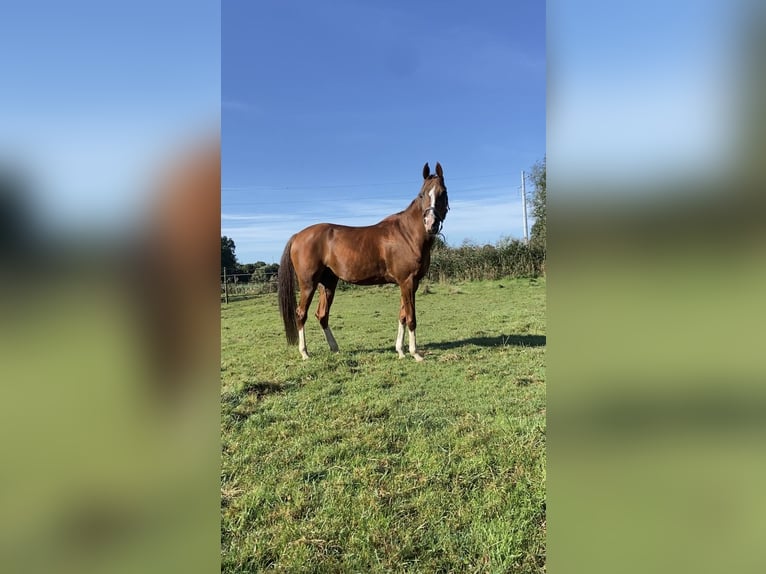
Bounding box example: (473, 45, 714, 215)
(521, 170, 529, 243)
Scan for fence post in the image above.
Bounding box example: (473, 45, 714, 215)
(223, 268, 229, 304)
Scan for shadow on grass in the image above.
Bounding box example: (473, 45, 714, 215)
(240, 380, 285, 397)
(223, 380, 287, 424)
(349, 334, 545, 355)
(425, 334, 546, 350)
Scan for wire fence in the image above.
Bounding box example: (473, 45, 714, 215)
(221, 271, 278, 303)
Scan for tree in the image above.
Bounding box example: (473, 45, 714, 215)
(528, 156, 546, 248)
(221, 236, 238, 275)
(263, 263, 279, 280)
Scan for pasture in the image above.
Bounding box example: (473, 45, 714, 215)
(221, 278, 546, 572)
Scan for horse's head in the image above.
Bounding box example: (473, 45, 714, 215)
(420, 162, 449, 235)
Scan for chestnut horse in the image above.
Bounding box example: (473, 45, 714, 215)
(278, 162, 449, 361)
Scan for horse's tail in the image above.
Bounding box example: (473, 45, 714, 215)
(278, 237, 299, 345)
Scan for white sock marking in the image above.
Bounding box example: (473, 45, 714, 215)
(396, 322, 405, 358)
(298, 327, 309, 360)
(408, 327, 424, 361)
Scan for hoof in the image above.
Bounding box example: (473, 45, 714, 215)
(412, 353, 424, 362)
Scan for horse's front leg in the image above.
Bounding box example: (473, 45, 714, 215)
(396, 303, 406, 359)
(397, 278, 423, 361)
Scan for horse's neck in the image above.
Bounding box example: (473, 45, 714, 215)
(405, 194, 424, 217)
(399, 196, 429, 244)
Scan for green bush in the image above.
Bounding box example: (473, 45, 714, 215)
(428, 238, 545, 282)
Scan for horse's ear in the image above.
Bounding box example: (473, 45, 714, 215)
(422, 162, 430, 180)
(435, 162, 443, 179)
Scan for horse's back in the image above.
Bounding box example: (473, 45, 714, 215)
(290, 221, 394, 284)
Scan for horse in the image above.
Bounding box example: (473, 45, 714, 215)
(278, 162, 449, 361)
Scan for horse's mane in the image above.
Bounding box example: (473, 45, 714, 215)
(381, 197, 419, 222)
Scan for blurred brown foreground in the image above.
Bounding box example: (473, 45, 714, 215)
(0, 136, 221, 574)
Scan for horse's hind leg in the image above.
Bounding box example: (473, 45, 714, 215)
(296, 278, 318, 360)
(316, 270, 340, 352)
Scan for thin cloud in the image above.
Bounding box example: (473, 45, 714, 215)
(221, 213, 297, 222)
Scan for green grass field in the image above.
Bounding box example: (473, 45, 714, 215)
(221, 278, 546, 572)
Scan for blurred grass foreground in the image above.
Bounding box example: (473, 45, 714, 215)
(547, 1, 766, 572)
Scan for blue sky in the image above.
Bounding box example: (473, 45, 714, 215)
(549, 0, 738, 191)
(222, 0, 545, 264)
